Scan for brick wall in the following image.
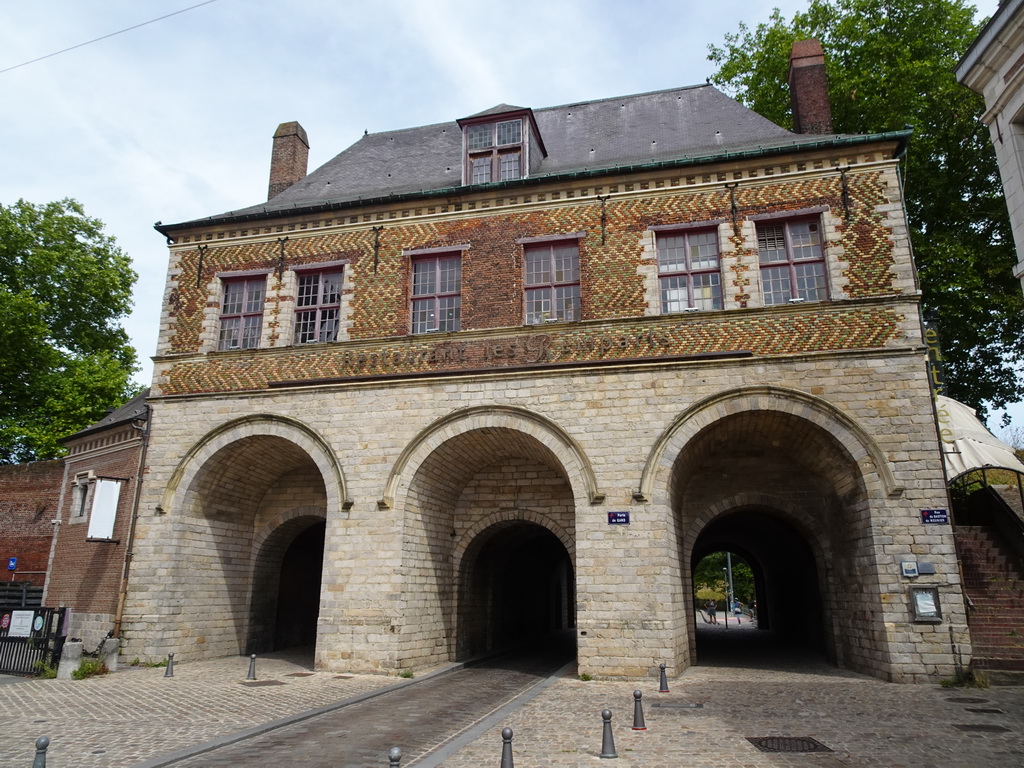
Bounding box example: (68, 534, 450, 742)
(45, 427, 143, 640)
(0, 460, 63, 588)
(153, 163, 911, 398)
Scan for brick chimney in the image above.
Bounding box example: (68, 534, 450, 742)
(789, 39, 833, 134)
(268, 121, 309, 200)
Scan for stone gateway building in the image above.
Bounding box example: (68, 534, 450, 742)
(123, 43, 968, 683)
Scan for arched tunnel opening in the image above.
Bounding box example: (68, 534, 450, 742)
(274, 520, 326, 651)
(458, 522, 575, 660)
(692, 510, 828, 667)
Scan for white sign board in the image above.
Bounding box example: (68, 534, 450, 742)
(9, 610, 34, 637)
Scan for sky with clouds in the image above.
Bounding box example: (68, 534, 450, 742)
(0, 1, 1011, 426)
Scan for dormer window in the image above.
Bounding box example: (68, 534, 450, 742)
(467, 119, 523, 184)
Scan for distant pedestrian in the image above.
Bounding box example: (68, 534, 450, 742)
(706, 599, 718, 624)
(733, 599, 743, 624)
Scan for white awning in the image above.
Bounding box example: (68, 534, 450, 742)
(936, 395, 1024, 480)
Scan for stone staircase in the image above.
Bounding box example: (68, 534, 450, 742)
(954, 525, 1024, 674)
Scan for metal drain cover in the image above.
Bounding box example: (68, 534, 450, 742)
(285, 672, 314, 677)
(747, 737, 832, 753)
(241, 680, 286, 687)
(953, 724, 1010, 733)
(965, 708, 1005, 714)
(946, 697, 988, 704)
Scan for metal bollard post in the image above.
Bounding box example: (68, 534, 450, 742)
(32, 736, 49, 768)
(632, 690, 646, 730)
(500, 727, 515, 768)
(388, 746, 401, 768)
(246, 654, 257, 681)
(164, 652, 174, 678)
(658, 662, 669, 693)
(599, 709, 618, 759)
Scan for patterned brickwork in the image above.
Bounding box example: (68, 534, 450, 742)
(159, 304, 902, 395)
(161, 168, 900, 368)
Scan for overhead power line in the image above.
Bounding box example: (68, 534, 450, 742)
(0, 0, 222, 75)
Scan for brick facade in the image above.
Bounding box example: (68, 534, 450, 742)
(0, 460, 63, 588)
(123, 89, 967, 683)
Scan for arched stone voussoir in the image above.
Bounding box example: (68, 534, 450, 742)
(380, 405, 603, 510)
(684, 492, 830, 556)
(252, 505, 328, 553)
(453, 508, 575, 569)
(161, 414, 350, 516)
(636, 385, 902, 505)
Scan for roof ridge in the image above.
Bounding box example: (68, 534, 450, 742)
(360, 83, 716, 139)
(535, 82, 713, 114)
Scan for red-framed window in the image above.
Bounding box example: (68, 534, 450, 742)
(466, 119, 523, 184)
(294, 269, 343, 344)
(218, 277, 265, 351)
(524, 242, 580, 324)
(757, 219, 828, 305)
(411, 255, 461, 333)
(657, 229, 722, 312)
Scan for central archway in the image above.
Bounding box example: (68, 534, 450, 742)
(392, 407, 588, 670)
(457, 521, 574, 658)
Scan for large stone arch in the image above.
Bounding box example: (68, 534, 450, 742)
(384, 405, 590, 669)
(160, 414, 349, 517)
(379, 405, 602, 511)
(139, 415, 345, 661)
(656, 387, 896, 677)
(636, 386, 901, 506)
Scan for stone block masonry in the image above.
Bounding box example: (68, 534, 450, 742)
(124, 136, 966, 685)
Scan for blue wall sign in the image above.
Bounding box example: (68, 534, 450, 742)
(7, 557, 16, 571)
(608, 511, 630, 525)
(920, 509, 949, 525)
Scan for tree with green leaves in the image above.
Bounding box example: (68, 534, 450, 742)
(693, 551, 755, 605)
(0, 198, 138, 463)
(709, 0, 1024, 421)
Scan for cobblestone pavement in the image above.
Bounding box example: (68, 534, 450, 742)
(442, 625, 1024, 768)
(1, 625, 1022, 768)
(170, 648, 569, 768)
(0, 651, 402, 768)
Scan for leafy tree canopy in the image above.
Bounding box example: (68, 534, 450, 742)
(0, 198, 138, 463)
(693, 551, 755, 605)
(708, 0, 1024, 420)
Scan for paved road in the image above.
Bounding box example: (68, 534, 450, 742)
(2, 625, 1022, 768)
(166, 648, 569, 768)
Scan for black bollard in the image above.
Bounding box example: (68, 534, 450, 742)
(500, 727, 515, 768)
(598, 712, 618, 761)
(164, 652, 174, 678)
(388, 746, 401, 768)
(632, 690, 646, 730)
(33, 736, 49, 768)
(658, 662, 669, 693)
(246, 654, 257, 681)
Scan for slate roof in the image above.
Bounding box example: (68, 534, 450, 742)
(162, 84, 904, 232)
(62, 389, 150, 443)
